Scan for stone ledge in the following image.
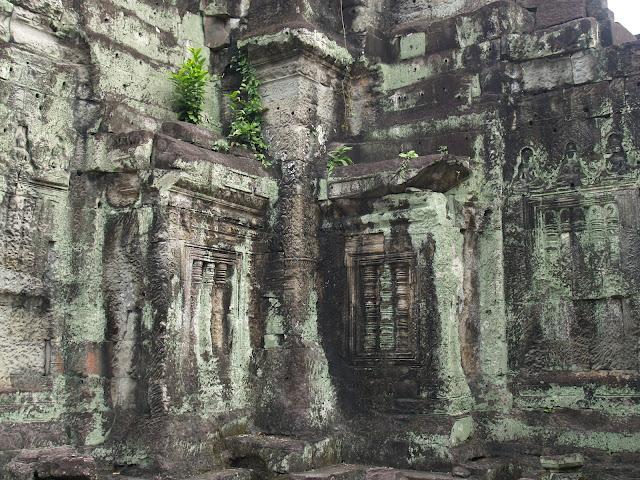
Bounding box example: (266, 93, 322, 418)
(328, 155, 471, 199)
(226, 434, 340, 474)
(289, 465, 481, 480)
(183, 468, 258, 480)
(152, 134, 270, 178)
(160, 121, 225, 151)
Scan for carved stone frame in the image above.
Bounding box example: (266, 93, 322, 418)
(184, 244, 243, 352)
(344, 233, 419, 366)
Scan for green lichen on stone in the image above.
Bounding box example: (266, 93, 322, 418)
(376, 62, 436, 92)
(399, 33, 427, 60)
(239, 28, 354, 67)
(450, 415, 475, 446)
(557, 430, 640, 453)
(406, 431, 452, 466)
(0, 376, 67, 423)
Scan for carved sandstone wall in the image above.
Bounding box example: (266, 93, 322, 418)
(0, 1, 639, 479)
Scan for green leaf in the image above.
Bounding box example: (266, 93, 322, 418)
(169, 47, 210, 124)
(224, 51, 270, 166)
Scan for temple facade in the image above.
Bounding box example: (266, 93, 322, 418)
(0, 1, 639, 479)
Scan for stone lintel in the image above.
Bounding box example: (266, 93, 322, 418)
(328, 155, 471, 199)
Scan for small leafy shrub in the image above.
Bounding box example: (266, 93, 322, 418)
(398, 150, 418, 177)
(328, 146, 353, 174)
(171, 47, 209, 124)
(438, 145, 449, 155)
(226, 52, 270, 166)
(399, 150, 419, 160)
(212, 139, 230, 153)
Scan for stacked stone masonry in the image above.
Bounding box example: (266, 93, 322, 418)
(0, 0, 639, 479)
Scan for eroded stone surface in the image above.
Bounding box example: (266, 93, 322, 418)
(1, 0, 640, 479)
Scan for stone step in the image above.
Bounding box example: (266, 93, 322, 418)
(226, 435, 340, 474)
(182, 468, 258, 480)
(115, 469, 257, 480)
(288, 465, 481, 480)
(289, 464, 366, 480)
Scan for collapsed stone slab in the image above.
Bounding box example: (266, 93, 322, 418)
(4, 447, 97, 480)
(328, 155, 471, 199)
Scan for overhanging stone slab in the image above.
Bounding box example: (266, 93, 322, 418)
(152, 134, 269, 178)
(328, 155, 471, 199)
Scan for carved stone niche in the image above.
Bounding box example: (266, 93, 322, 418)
(344, 233, 418, 366)
(519, 186, 640, 372)
(185, 245, 240, 355)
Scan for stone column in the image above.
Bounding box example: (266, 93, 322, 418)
(245, 32, 352, 434)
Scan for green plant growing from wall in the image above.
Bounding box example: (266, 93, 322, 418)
(438, 145, 449, 155)
(327, 146, 353, 174)
(226, 52, 270, 166)
(212, 139, 230, 153)
(398, 150, 419, 178)
(170, 47, 210, 124)
(399, 150, 419, 160)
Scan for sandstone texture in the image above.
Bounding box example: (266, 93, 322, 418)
(0, 1, 639, 480)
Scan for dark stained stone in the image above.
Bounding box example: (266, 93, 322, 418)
(4, 447, 97, 480)
(328, 155, 471, 199)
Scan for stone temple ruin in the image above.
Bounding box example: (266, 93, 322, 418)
(1, 0, 640, 479)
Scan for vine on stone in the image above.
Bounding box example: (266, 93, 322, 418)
(170, 47, 209, 124)
(226, 51, 270, 167)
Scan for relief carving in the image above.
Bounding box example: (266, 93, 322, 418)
(186, 246, 238, 355)
(515, 147, 535, 183)
(524, 187, 638, 372)
(345, 234, 417, 364)
(559, 141, 581, 187)
(14, 125, 31, 166)
(605, 133, 629, 174)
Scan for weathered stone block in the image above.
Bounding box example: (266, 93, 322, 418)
(5, 447, 97, 480)
(382, 72, 481, 114)
(540, 454, 585, 471)
(504, 18, 599, 61)
(200, 0, 234, 18)
(456, 1, 534, 48)
(204, 16, 233, 50)
(571, 50, 602, 85)
(399, 32, 426, 60)
(451, 466, 471, 478)
(85, 131, 154, 172)
(105, 173, 141, 208)
(534, 0, 586, 29)
(522, 57, 574, 92)
(612, 22, 636, 45)
(393, 17, 460, 56)
(160, 121, 224, 150)
(328, 154, 470, 199)
(0, 0, 12, 42)
(185, 468, 256, 480)
(289, 464, 366, 480)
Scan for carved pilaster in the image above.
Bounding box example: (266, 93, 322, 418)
(393, 261, 411, 353)
(362, 264, 380, 353)
(191, 260, 205, 319)
(211, 262, 231, 353)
